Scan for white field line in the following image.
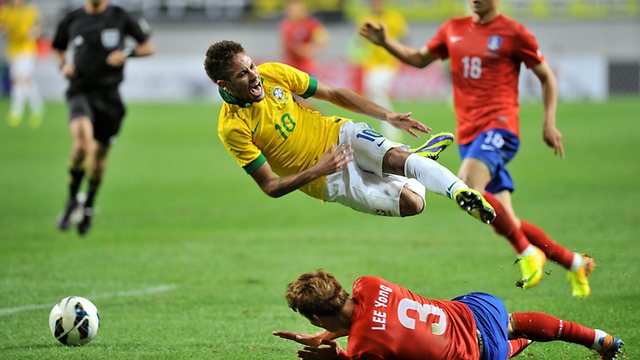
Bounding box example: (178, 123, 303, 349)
(0, 284, 177, 317)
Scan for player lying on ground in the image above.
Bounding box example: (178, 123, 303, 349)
(204, 40, 495, 224)
(274, 270, 624, 360)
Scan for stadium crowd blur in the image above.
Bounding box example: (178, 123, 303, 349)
(1, 0, 638, 102)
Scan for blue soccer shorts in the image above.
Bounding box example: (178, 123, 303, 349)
(453, 292, 510, 360)
(458, 129, 520, 194)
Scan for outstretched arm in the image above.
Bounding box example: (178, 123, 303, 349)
(531, 61, 564, 158)
(312, 82, 430, 138)
(272, 329, 348, 347)
(250, 144, 353, 198)
(359, 21, 438, 69)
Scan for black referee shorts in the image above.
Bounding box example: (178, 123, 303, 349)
(67, 89, 126, 146)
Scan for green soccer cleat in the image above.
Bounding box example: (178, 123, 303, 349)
(410, 132, 455, 160)
(515, 246, 546, 289)
(598, 335, 623, 360)
(567, 254, 595, 298)
(453, 188, 496, 224)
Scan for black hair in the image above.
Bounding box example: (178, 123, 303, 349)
(204, 40, 245, 82)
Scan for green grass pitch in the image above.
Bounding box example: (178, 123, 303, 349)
(0, 97, 638, 359)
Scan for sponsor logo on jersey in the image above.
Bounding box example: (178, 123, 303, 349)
(487, 35, 502, 52)
(101, 29, 120, 49)
(450, 36, 463, 43)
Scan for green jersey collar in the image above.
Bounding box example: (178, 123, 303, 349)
(218, 87, 252, 108)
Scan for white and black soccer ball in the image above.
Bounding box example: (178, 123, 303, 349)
(49, 296, 100, 346)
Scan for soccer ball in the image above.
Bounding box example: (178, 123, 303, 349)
(48, 296, 100, 346)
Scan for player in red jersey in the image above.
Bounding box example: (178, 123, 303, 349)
(274, 270, 623, 359)
(359, 0, 594, 297)
(279, 0, 328, 75)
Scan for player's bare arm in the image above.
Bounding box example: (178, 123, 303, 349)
(312, 81, 431, 138)
(272, 329, 348, 347)
(359, 21, 437, 69)
(250, 144, 353, 198)
(532, 61, 564, 158)
(106, 39, 156, 67)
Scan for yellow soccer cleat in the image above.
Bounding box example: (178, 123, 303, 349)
(453, 188, 496, 224)
(410, 132, 455, 160)
(567, 254, 595, 298)
(515, 246, 546, 289)
(7, 113, 22, 127)
(29, 113, 43, 129)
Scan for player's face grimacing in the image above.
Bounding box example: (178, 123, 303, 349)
(224, 52, 265, 104)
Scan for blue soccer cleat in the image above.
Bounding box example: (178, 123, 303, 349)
(598, 335, 623, 360)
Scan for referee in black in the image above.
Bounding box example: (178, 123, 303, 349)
(53, 0, 155, 235)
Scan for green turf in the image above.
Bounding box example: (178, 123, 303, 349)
(0, 97, 638, 359)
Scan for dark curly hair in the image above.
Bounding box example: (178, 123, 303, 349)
(285, 270, 350, 319)
(204, 40, 245, 82)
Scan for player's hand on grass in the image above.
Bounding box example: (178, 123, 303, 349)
(313, 144, 353, 175)
(272, 330, 324, 347)
(385, 112, 431, 138)
(296, 340, 342, 360)
(359, 21, 386, 46)
(543, 123, 565, 158)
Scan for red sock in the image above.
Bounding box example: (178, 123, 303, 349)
(520, 220, 575, 269)
(511, 312, 595, 349)
(508, 338, 531, 358)
(483, 192, 530, 253)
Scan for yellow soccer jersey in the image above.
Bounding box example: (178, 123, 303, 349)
(0, 4, 40, 59)
(217, 62, 348, 200)
(358, 8, 407, 70)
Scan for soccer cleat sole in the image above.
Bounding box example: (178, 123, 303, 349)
(454, 189, 496, 224)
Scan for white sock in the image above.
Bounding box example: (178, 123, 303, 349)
(592, 329, 608, 350)
(10, 83, 28, 117)
(518, 244, 537, 258)
(28, 81, 44, 116)
(404, 153, 467, 198)
(570, 252, 584, 272)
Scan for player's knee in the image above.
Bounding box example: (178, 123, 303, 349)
(399, 188, 424, 217)
(382, 148, 410, 176)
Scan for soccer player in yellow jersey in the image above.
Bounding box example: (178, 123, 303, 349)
(204, 40, 495, 223)
(0, 0, 44, 127)
(354, 0, 407, 140)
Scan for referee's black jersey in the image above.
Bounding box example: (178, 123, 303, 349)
(53, 5, 151, 94)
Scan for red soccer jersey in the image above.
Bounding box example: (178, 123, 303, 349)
(338, 276, 480, 360)
(427, 15, 544, 145)
(279, 16, 324, 74)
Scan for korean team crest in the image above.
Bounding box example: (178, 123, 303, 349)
(272, 86, 285, 102)
(101, 28, 120, 49)
(487, 35, 503, 52)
